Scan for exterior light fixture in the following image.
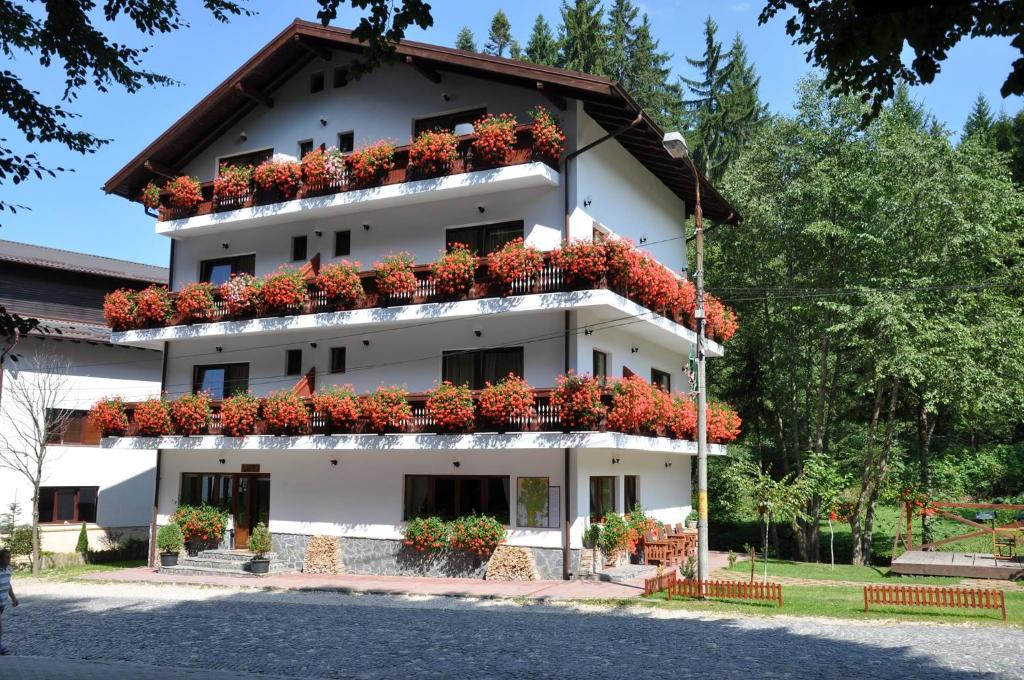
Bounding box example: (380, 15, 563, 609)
(631, 346, 639, 354)
(239, 131, 248, 142)
(362, 223, 370, 231)
(221, 242, 230, 249)
(452, 459, 461, 468)
(330, 459, 338, 466)
(362, 339, 370, 346)
(474, 329, 482, 337)
(661, 131, 689, 159)
(218, 458, 226, 465)
(215, 346, 223, 353)
(442, 91, 451, 102)
(314, 229, 323, 237)
(611, 458, 620, 465)
(310, 342, 317, 348)
(665, 461, 673, 468)
(477, 205, 485, 213)
(320, 116, 328, 126)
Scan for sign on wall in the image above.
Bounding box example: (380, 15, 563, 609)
(517, 477, 549, 528)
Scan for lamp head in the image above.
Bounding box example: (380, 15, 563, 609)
(662, 131, 689, 160)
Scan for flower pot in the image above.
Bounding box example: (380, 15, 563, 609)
(249, 557, 270, 575)
(686, 520, 697, 530)
(160, 552, 179, 568)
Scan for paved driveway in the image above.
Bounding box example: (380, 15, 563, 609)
(1, 581, 1020, 679)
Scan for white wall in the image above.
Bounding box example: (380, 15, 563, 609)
(0, 337, 161, 529)
(574, 307, 689, 391)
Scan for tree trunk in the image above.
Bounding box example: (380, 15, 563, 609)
(31, 479, 41, 574)
(851, 380, 885, 566)
(860, 381, 900, 566)
(917, 401, 936, 547)
(828, 518, 835, 570)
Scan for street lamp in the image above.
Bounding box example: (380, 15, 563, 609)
(663, 131, 709, 585)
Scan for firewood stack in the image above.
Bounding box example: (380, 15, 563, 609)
(484, 545, 539, 581)
(302, 535, 343, 574)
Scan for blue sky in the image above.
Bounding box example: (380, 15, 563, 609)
(1, 0, 1020, 266)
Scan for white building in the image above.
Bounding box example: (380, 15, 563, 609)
(99, 21, 740, 578)
(0, 240, 165, 553)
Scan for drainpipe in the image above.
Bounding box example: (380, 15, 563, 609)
(559, 109, 644, 579)
(148, 238, 175, 568)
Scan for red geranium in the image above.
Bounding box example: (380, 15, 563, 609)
(554, 239, 608, 287)
(103, 289, 137, 331)
(213, 163, 253, 201)
(133, 397, 172, 437)
(430, 243, 477, 297)
(374, 252, 417, 297)
(219, 273, 261, 318)
(261, 268, 309, 313)
(408, 129, 459, 176)
(347, 140, 395, 188)
(403, 516, 448, 553)
(552, 372, 606, 430)
(141, 182, 162, 209)
(487, 238, 544, 295)
(607, 375, 665, 435)
(311, 385, 361, 433)
(301, 147, 327, 184)
(705, 293, 739, 343)
(707, 401, 741, 444)
(363, 385, 411, 434)
(89, 397, 129, 436)
(166, 176, 203, 209)
(472, 112, 517, 166)
(315, 260, 366, 310)
(478, 374, 534, 429)
(665, 395, 697, 440)
(175, 282, 217, 323)
(134, 285, 172, 327)
(169, 392, 212, 436)
(262, 391, 309, 436)
(220, 392, 260, 437)
(675, 279, 697, 323)
(426, 381, 476, 433)
(529, 106, 565, 160)
(448, 514, 506, 557)
(253, 159, 302, 198)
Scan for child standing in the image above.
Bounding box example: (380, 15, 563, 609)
(0, 548, 18, 655)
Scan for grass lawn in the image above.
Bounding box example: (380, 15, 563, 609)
(607, 584, 1024, 627)
(17, 560, 146, 582)
(722, 558, 962, 585)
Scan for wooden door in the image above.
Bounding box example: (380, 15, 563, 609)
(234, 476, 251, 549)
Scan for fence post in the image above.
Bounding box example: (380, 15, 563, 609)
(864, 586, 870, 613)
(750, 547, 755, 583)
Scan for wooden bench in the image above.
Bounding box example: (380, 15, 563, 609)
(642, 573, 783, 608)
(863, 585, 1006, 621)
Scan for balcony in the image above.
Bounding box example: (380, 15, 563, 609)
(108, 253, 725, 356)
(153, 127, 559, 237)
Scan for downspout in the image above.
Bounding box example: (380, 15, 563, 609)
(559, 109, 644, 579)
(148, 238, 175, 567)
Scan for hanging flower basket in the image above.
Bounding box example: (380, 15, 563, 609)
(426, 381, 476, 433)
(253, 159, 302, 199)
(472, 113, 517, 167)
(134, 285, 173, 327)
(220, 392, 260, 437)
(260, 268, 309, 314)
(665, 395, 697, 440)
(175, 282, 217, 323)
(529, 106, 565, 161)
(133, 398, 172, 437)
(374, 252, 417, 300)
(707, 401, 741, 443)
(90, 397, 129, 437)
(262, 391, 309, 436)
(314, 260, 365, 310)
(552, 372, 605, 431)
(218, 273, 261, 318)
(487, 238, 544, 295)
(166, 176, 204, 210)
(478, 374, 534, 432)
(169, 392, 212, 436)
(553, 240, 608, 288)
(408, 129, 459, 178)
(103, 289, 137, 331)
(213, 163, 253, 208)
(363, 386, 411, 434)
(311, 385, 361, 434)
(141, 182, 162, 210)
(347, 140, 396, 188)
(430, 243, 477, 298)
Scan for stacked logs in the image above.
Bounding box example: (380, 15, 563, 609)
(302, 535, 343, 574)
(484, 545, 539, 581)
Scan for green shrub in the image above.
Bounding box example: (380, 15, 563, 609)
(403, 516, 448, 553)
(583, 523, 601, 548)
(75, 522, 89, 555)
(448, 514, 506, 556)
(597, 512, 630, 557)
(248, 522, 272, 558)
(156, 523, 184, 554)
(4, 525, 35, 557)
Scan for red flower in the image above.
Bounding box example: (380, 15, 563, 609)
(426, 381, 476, 433)
(529, 106, 565, 160)
(448, 514, 506, 557)
(665, 395, 697, 440)
(430, 243, 477, 297)
(606, 375, 668, 435)
(132, 398, 172, 437)
(300, 148, 327, 184)
(219, 273, 261, 318)
(175, 282, 217, 322)
(311, 385, 361, 432)
(166, 176, 204, 209)
(478, 374, 534, 427)
(213, 163, 253, 200)
(89, 397, 129, 436)
(374, 252, 417, 297)
(363, 386, 412, 434)
(408, 129, 459, 176)
(141, 182, 162, 209)
(707, 401, 741, 443)
(346, 140, 396, 188)
(262, 391, 309, 436)
(134, 285, 172, 327)
(103, 289, 137, 331)
(487, 238, 544, 295)
(552, 372, 606, 430)
(553, 239, 608, 286)
(315, 260, 365, 309)
(253, 159, 302, 198)
(261, 268, 309, 312)
(169, 392, 212, 436)
(472, 113, 517, 166)
(220, 393, 260, 437)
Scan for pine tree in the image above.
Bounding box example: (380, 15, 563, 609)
(605, 0, 640, 85)
(720, 33, 766, 151)
(558, 0, 608, 75)
(509, 40, 523, 60)
(681, 17, 735, 181)
(455, 26, 477, 52)
(484, 10, 514, 57)
(619, 14, 684, 130)
(963, 93, 995, 140)
(525, 14, 559, 66)
(76, 522, 89, 555)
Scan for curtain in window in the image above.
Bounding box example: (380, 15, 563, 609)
(483, 348, 523, 385)
(442, 352, 475, 388)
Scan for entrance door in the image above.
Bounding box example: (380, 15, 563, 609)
(233, 475, 270, 550)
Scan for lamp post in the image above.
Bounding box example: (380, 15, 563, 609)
(662, 131, 709, 584)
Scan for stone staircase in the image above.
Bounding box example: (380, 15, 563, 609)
(159, 549, 291, 577)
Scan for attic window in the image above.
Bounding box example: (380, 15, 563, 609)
(333, 67, 348, 88)
(310, 71, 325, 94)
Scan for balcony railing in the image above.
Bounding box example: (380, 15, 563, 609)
(156, 126, 552, 222)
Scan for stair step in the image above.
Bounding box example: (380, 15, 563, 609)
(160, 564, 262, 578)
(161, 561, 290, 577)
(178, 558, 253, 572)
(197, 549, 279, 562)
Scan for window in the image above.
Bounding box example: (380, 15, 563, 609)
(330, 347, 346, 374)
(298, 139, 315, 158)
(334, 230, 351, 257)
(180, 473, 233, 510)
(286, 349, 302, 376)
(445, 221, 524, 255)
(193, 363, 249, 399)
(442, 347, 523, 390)
(46, 409, 101, 446)
(414, 107, 487, 136)
(291, 235, 308, 262)
(309, 71, 325, 93)
(589, 476, 616, 522)
(200, 254, 255, 286)
(404, 475, 510, 523)
(651, 368, 671, 392)
(625, 475, 639, 513)
(333, 66, 348, 88)
(218, 149, 272, 170)
(337, 131, 354, 153)
(593, 350, 609, 384)
(38, 486, 98, 523)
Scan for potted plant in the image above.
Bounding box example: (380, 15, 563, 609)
(478, 374, 534, 432)
(311, 385, 361, 434)
(553, 240, 608, 288)
(487, 237, 544, 295)
(597, 512, 629, 567)
(220, 392, 261, 437)
(262, 391, 309, 436)
(707, 400, 741, 444)
(253, 158, 302, 199)
(166, 175, 204, 210)
(685, 510, 698, 530)
(103, 288, 137, 331)
(551, 371, 605, 431)
(529, 106, 566, 161)
(373, 252, 417, 300)
(314, 260, 365, 310)
(134, 285, 173, 327)
(219, 273, 261, 318)
(448, 514, 506, 557)
(248, 522, 272, 574)
(403, 516, 448, 553)
(347, 140, 395, 188)
(169, 391, 212, 436)
(89, 397, 129, 437)
(407, 129, 459, 177)
(170, 504, 228, 555)
(174, 281, 217, 323)
(157, 522, 184, 567)
(426, 381, 476, 433)
(132, 397, 172, 437)
(260, 267, 309, 314)
(472, 112, 517, 166)
(665, 395, 697, 441)
(606, 375, 664, 436)
(363, 385, 411, 434)
(213, 163, 253, 205)
(141, 181, 162, 209)
(429, 242, 476, 297)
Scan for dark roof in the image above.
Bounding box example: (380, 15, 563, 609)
(103, 19, 739, 225)
(0, 239, 167, 284)
(32, 318, 113, 343)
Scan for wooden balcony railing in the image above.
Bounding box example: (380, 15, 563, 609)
(157, 126, 552, 221)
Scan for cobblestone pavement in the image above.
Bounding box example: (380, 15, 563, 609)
(1, 581, 1022, 679)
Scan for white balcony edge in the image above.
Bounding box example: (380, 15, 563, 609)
(101, 431, 727, 455)
(110, 289, 724, 356)
(155, 162, 560, 237)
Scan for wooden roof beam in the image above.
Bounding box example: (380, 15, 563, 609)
(143, 159, 178, 180)
(536, 82, 567, 111)
(234, 81, 274, 109)
(293, 35, 332, 61)
(405, 56, 442, 84)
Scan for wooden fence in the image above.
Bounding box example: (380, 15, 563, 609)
(642, 572, 783, 608)
(863, 585, 1006, 620)
(642, 571, 677, 596)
